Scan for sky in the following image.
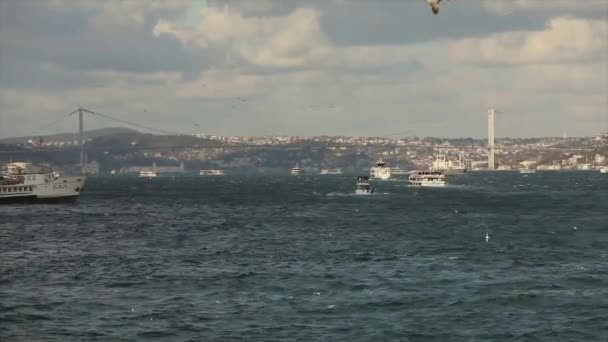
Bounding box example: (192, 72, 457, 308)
(0, 0, 607, 138)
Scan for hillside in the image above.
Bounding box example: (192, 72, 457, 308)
(0, 127, 137, 144)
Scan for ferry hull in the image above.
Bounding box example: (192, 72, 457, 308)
(0, 194, 80, 205)
(444, 168, 467, 175)
(417, 182, 446, 187)
(1, 175, 85, 205)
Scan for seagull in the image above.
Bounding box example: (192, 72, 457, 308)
(485, 232, 489, 243)
(427, 0, 449, 15)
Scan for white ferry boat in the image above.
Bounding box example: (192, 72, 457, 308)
(408, 170, 446, 187)
(320, 168, 343, 175)
(389, 166, 408, 176)
(0, 162, 85, 204)
(355, 176, 374, 195)
(290, 163, 305, 176)
(139, 161, 158, 178)
(200, 169, 225, 176)
(370, 159, 391, 180)
(139, 170, 158, 178)
(431, 155, 467, 175)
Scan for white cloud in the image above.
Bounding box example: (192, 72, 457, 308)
(153, 4, 434, 73)
(482, 0, 607, 13)
(85, 70, 183, 85)
(450, 17, 607, 64)
(154, 6, 334, 67)
(45, 0, 193, 30)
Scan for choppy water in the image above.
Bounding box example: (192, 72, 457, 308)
(1, 172, 607, 341)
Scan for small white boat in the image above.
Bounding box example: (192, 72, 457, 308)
(139, 170, 158, 178)
(290, 163, 305, 176)
(520, 169, 536, 174)
(600, 167, 608, 173)
(200, 169, 224, 176)
(139, 161, 158, 178)
(320, 168, 343, 175)
(370, 159, 391, 180)
(408, 170, 446, 187)
(355, 176, 374, 195)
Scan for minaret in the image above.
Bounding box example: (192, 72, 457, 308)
(488, 108, 496, 170)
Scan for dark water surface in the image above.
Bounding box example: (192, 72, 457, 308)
(1, 172, 608, 341)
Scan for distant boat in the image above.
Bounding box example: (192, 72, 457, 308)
(200, 169, 224, 176)
(600, 166, 608, 174)
(430, 155, 467, 174)
(290, 163, 305, 176)
(370, 159, 391, 180)
(389, 166, 408, 176)
(408, 170, 446, 187)
(139, 161, 158, 178)
(355, 176, 374, 195)
(520, 169, 536, 174)
(320, 168, 343, 175)
(139, 170, 158, 178)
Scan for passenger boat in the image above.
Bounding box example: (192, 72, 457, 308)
(370, 159, 391, 180)
(355, 176, 374, 195)
(408, 170, 446, 187)
(200, 169, 225, 176)
(0, 162, 85, 204)
(389, 166, 408, 176)
(320, 168, 343, 175)
(139, 161, 158, 178)
(519, 168, 536, 174)
(138, 170, 158, 178)
(431, 155, 467, 174)
(290, 163, 305, 175)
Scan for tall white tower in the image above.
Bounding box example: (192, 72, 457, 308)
(488, 108, 496, 170)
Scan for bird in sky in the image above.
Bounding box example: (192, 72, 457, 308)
(427, 0, 449, 15)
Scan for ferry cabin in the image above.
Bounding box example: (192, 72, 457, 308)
(0, 185, 35, 195)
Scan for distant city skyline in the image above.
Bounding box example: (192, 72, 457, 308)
(1, 0, 607, 138)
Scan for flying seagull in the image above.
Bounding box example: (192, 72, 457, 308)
(427, 0, 449, 15)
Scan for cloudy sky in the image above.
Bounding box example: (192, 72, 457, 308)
(1, 0, 607, 138)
